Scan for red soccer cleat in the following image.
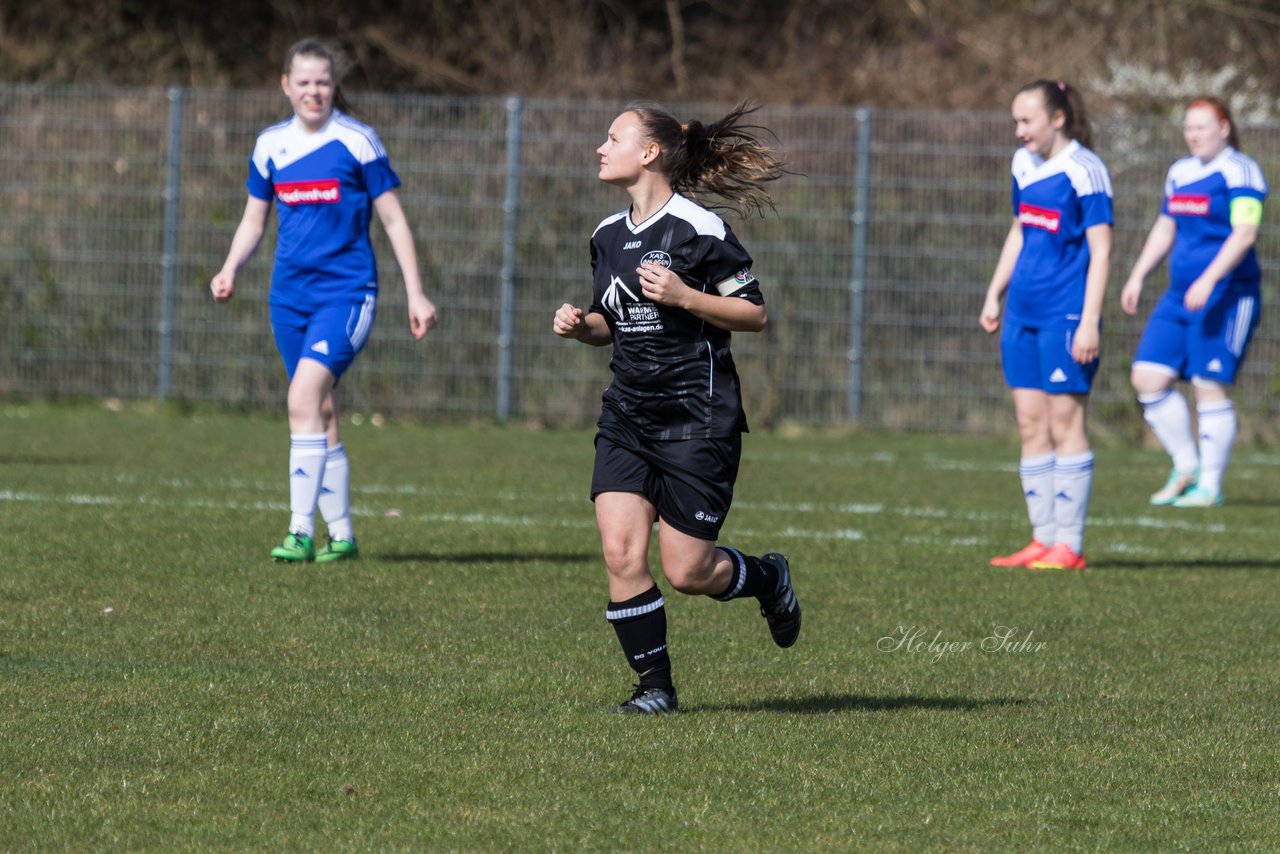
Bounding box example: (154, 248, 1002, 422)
(990, 539, 1049, 568)
(1028, 542, 1087, 571)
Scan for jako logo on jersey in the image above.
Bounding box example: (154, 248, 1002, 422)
(602, 275, 638, 319)
(1018, 203, 1061, 233)
(640, 250, 672, 268)
(623, 240, 642, 250)
(1168, 194, 1210, 216)
(276, 179, 341, 206)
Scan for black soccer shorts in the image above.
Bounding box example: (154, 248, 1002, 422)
(591, 425, 742, 540)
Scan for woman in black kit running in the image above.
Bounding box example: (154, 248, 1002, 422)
(553, 102, 799, 715)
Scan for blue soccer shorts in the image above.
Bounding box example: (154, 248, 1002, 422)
(270, 294, 377, 381)
(1133, 288, 1260, 385)
(1000, 322, 1099, 393)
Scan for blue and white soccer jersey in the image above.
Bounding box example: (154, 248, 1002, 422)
(247, 111, 400, 379)
(1133, 147, 1267, 384)
(1001, 140, 1113, 393)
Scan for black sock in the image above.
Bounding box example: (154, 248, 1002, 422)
(711, 547, 780, 601)
(606, 586, 673, 691)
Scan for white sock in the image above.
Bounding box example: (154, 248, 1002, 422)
(1019, 452, 1056, 545)
(288, 432, 328, 536)
(1196, 401, 1236, 496)
(1053, 451, 1094, 553)
(1138, 390, 1198, 475)
(318, 442, 354, 542)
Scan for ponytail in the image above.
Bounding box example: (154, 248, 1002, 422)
(1018, 79, 1092, 149)
(625, 101, 786, 217)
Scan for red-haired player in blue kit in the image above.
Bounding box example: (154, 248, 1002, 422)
(211, 39, 438, 562)
(1121, 97, 1266, 508)
(981, 80, 1113, 571)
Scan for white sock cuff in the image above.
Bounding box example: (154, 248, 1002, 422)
(327, 442, 348, 462)
(1019, 452, 1055, 476)
(1137, 389, 1174, 406)
(1055, 451, 1094, 472)
(291, 432, 328, 451)
(1197, 400, 1234, 418)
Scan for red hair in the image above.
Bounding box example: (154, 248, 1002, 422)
(1186, 97, 1239, 150)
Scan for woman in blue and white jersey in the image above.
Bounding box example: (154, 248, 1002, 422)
(980, 80, 1113, 571)
(1121, 97, 1266, 509)
(211, 39, 439, 563)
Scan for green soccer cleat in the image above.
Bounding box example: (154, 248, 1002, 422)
(1150, 468, 1198, 505)
(1171, 485, 1223, 508)
(270, 531, 315, 562)
(315, 539, 359, 563)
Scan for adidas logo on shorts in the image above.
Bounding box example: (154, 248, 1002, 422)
(1049, 368, 1068, 383)
(311, 340, 330, 355)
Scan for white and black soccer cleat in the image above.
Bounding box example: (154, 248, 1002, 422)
(758, 552, 801, 648)
(612, 685, 679, 715)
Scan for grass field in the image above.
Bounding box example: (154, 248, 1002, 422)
(2, 401, 1278, 851)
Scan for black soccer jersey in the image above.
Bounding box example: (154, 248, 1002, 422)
(588, 193, 764, 440)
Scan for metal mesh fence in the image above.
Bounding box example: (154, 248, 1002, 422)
(2, 84, 1277, 434)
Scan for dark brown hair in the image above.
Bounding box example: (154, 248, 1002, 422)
(1017, 80, 1092, 150)
(1187, 96, 1240, 150)
(624, 101, 785, 217)
(282, 38, 354, 117)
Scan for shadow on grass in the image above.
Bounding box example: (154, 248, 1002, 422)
(0, 455, 96, 465)
(1212, 497, 1280, 508)
(1095, 558, 1280, 570)
(378, 551, 597, 565)
(695, 694, 1033, 714)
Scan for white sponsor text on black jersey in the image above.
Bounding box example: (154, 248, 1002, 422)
(588, 194, 764, 440)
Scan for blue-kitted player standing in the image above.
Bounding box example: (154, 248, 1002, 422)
(1121, 97, 1266, 508)
(981, 80, 1113, 571)
(211, 39, 438, 562)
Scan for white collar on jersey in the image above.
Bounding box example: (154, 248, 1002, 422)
(627, 193, 677, 232)
(1025, 138, 1079, 170)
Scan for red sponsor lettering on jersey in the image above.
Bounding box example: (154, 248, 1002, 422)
(1018, 203, 1061, 233)
(1167, 194, 1210, 216)
(275, 179, 341, 206)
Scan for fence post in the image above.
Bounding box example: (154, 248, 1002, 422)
(496, 94, 523, 421)
(847, 106, 873, 422)
(157, 85, 184, 399)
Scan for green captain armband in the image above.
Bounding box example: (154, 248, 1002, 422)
(1230, 196, 1263, 227)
